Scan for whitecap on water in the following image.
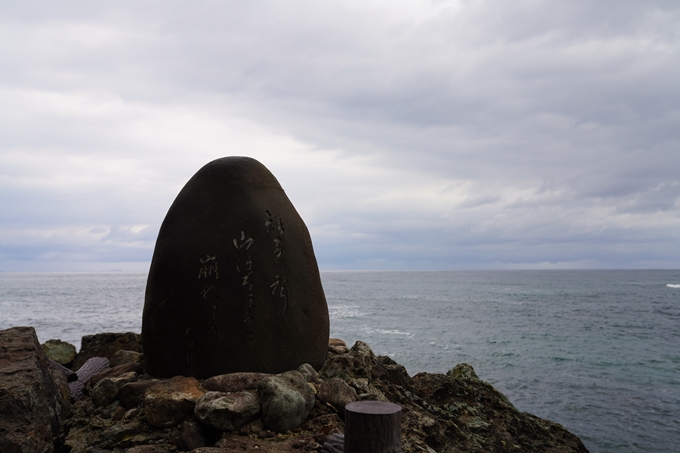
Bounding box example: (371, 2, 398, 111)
(376, 329, 413, 336)
(328, 305, 366, 318)
(666, 284, 680, 288)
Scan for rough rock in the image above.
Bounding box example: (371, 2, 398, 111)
(46, 335, 588, 453)
(111, 349, 144, 367)
(177, 418, 208, 451)
(303, 413, 345, 445)
(73, 332, 142, 370)
(42, 339, 77, 367)
(194, 391, 260, 431)
(202, 371, 268, 392)
(144, 376, 205, 427)
(90, 371, 138, 407)
(328, 338, 349, 355)
(297, 363, 319, 383)
(215, 435, 322, 452)
(0, 327, 70, 453)
(119, 379, 160, 409)
(48, 361, 73, 405)
(258, 370, 315, 432)
(142, 156, 330, 378)
(319, 377, 357, 416)
(319, 340, 375, 381)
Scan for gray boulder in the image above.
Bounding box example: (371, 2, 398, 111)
(194, 391, 260, 431)
(258, 370, 315, 432)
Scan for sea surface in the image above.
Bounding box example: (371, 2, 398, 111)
(0, 270, 678, 453)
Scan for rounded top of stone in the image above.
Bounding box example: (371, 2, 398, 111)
(188, 156, 284, 195)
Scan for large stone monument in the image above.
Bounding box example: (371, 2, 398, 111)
(142, 157, 330, 378)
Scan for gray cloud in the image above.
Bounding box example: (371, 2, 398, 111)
(1, 0, 679, 270)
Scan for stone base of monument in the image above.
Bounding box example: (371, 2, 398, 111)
(0, 329, 590, 453)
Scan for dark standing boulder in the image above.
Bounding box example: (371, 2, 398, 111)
(142, 156, 329, 378)
(0, 326, 70, 453)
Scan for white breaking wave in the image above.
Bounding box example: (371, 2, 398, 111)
(373, 329, 413, 337)
(667, 284, 680, 288)
(328, 305, 366, 318)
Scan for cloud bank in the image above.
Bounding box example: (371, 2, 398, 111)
(1, 0, 679, 271)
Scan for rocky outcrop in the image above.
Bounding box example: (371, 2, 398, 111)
(72, 332, 142, 370)
(2, 328, 590, 453)
(144, 376, 205, 428)
(0, 327, 70, 453)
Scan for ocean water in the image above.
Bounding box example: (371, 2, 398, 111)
(0, 270, 678, 453)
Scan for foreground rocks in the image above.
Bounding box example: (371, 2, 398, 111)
(0, 327, 70, 453)
(1, 328, 590, 453)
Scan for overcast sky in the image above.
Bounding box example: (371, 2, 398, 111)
(1, 0, 679, 272)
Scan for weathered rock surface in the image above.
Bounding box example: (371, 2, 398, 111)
(328, 338, 349, 355)
(203, 371, 269, 392)
(259, 370, 316, 433)
(144, 376, 205, 427)
(73, 332, 142, 370)
(111, 349, 144, 367)
(178, 418, 208, 450)
(319, 377, 357, 416)
(42, 339, 77, 367)
(194, 390, 260, 431)
(90, 371, 138, 407)
(119, 379, 160, 409)
(0, 327, 70, 453)
(142, 156, 330, 378)
(297, 363, 319, 383)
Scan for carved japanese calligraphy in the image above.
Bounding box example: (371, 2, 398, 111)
(142, 157, 329, 378)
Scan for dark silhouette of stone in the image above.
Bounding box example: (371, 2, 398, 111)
(142, 156, 329, 378)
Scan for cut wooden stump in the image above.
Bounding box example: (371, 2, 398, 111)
(344, 401, 402, 453)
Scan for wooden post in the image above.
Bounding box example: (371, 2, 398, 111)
(344, 401, 402, 453)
